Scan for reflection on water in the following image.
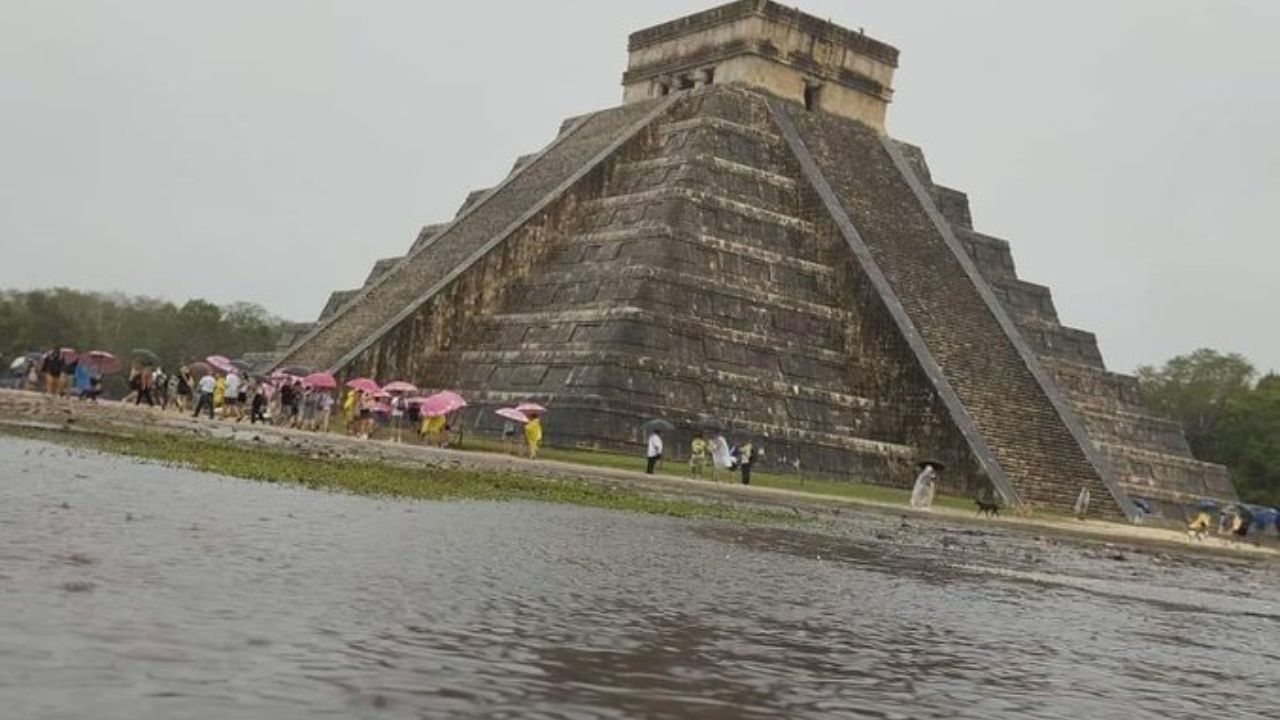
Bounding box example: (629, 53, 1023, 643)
(0, 436, 1275, 719)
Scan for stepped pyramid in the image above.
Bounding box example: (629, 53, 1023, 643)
(275, 0, 1237, 518)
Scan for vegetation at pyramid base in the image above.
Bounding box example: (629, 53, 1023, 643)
(1138, 349, 1280, 506)
(0, 288, 283, 378)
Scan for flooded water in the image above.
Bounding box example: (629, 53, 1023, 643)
(0, 435, 1275, 719)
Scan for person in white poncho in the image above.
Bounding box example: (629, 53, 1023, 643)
(910, 461, 944, 510)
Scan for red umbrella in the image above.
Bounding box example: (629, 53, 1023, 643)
(515, 402, 546, 414)
(346, 377, 381, 394)
(382, 380, 418, 394)
(418, 391, 467, 417)
(188, 362, 213, 378)
(495, 407, 530, 424)
(83, 351, 121, 374)
(303, 372, 337, 390)
(206, 355, 235, 373)
(61, 348, 79, 364)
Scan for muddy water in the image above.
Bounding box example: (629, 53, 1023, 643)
(0, 436, 1275, 720)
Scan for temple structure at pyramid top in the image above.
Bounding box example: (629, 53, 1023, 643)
(272, 1, 1237, 521)
(622, 0, 898, 130)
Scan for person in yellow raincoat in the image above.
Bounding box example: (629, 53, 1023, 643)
(524, 414, 543, 460)
(422, 413, 447, 447)
(213, 374, 227, 411)
(1187, 511, 1213, 540)
(342, 389, 359, 433)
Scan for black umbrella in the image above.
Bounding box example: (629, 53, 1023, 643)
(279, 365, 312, 377)
(917, 459, 947, 471)
(642, 418, 676, 434)
(132, 349, 161, 366)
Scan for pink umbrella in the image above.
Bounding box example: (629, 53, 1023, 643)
(495, 407, 529, 424)
(515, 402, 546, 414)
(382, 380, 418, 394)
(346, 377, 381, 394)
(303, 372, 337, 389)
(61, 348, 79, 364)
(83, 350, 121, 374)
(418, 391, 468, 417)
(372, 401, 393, 415)
(206, 355, 235, 373)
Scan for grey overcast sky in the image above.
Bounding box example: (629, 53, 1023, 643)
(1, 1, 1277, 373)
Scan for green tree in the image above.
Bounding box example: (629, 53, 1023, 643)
(1136, 349, 1256, 459)
(1, 288, 286, 394)
(1216, 375, 1280, 506)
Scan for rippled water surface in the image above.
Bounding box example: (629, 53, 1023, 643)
(1, 436, 1275, 719)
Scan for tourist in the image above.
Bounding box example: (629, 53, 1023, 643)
(135, 365, 155, 407)
(1074, 487, 1091, 520)
(41, 348, 64, 395)
(152, 367, 170, 409)
(689, 433, 708, 478)
(356, 392, 375, 439)
(737, 440, 757, 485)
(172, 368, 192, 413)
(276, 381, 294, 426)
(423, 412, 447, 447)
(72, 361, 92, 399)
(288, 380, 304, 428)
(192, 372, 216, 419)
(710, 433, 732, 483)
(213, 373, 227, 414)
(250, 382, 269, 424)
(341, 388, 356, 426)
(25, 360, 39, 390)
(645, 429, 664, 475)
(315, 391, 334, 433)
(343, 389, 360, 435)
(524, 413, 543, 460)
(502, 419, 517, 454)
(389, 394, 405, 443)
(911, 461, 940, 509)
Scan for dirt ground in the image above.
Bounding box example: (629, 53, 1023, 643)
(1, 388, 1275, 569)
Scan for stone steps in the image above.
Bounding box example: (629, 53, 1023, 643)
(1101, 443, 1238, 502)
(559, 225, 838, 279)
(476, 305, 853, 364)
(610, 153, 800, 217)
(775, 100, 1127, 517)
(274, 96, 675, 372)
(1075, 405, 1193, 455)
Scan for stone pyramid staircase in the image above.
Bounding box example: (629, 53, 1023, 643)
(769, 98, 1134, 516)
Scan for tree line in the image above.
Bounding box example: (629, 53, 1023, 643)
(1138, 349, 1279, 507)
(0, 288, 285, 381)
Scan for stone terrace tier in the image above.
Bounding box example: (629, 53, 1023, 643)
(274, 97, 675, 373)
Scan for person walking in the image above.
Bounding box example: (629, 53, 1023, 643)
(316, 392, 334, 433)
(710, 433, 732, 483)
(41, 349, 64, 396)
(172, 368, 192, 413)
(250, 382, 269, 424)
(192, 372, 216, 419)
(524, 413, 543, 460)
(689, 433, 708, 478)
(135, 366, 155, 407)
(737, 441, 757, 485)
(911, 461, 941, 509)
(645, 429, 664, 475)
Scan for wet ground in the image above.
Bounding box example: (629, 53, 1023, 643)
(1, 436, 1276, 719)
